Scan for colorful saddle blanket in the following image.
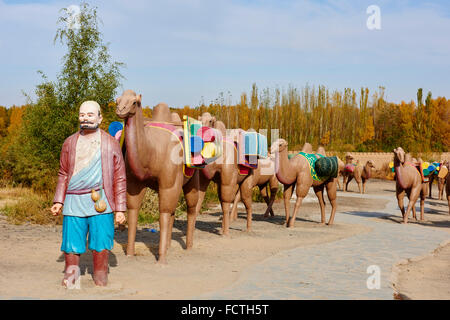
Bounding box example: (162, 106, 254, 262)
(182, 116, 223, 168)
(234, 129, 268, 169)
(389, 161, 442, 182)
(344, 164, 356, 173)
(297, 152, 338, 181)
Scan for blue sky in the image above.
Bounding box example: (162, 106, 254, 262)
(1, 0, 449, 108)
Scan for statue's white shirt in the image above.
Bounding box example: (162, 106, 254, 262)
(73, 129, 101, 176)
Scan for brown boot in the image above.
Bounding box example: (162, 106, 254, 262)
(62, 253, 81, 288)
(92, 250, 109, 286)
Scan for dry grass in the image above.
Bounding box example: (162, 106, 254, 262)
(0, 187, 60, 225)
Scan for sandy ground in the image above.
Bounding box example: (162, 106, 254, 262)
(392, 241, 450, 300)
(0, 179, 448, 300)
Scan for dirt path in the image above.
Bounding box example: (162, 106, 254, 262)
(0, 179, 448, 299)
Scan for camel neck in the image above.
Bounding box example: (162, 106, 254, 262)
(275, 148, 296, 185)
(363, 163, 371, 179)
(125, 104, 153, 180)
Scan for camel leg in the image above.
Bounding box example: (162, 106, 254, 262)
(419, 184, 428, 221)
(230, 190, 241, 222)
(260, 184, 271, 218)
(313, 184, 326, 224)
(262, 184, 277, 218)
(404, 187, 421, 224)
(362, 179, 366, 194)
(336, 175, 342, 190)
(356, 179, 362, 194)
(396, 187, 406, 221)
(268, 187, 277, 217)
(183, 172, 199, 250)
(283, 184, 294, 225)
(125, 183, 147, 257)
(345, 176, 353, 192)
(157, 182, 183, 264)
(438, 178, 444, 200)
(428, 176, 433, 199)
(195, 172, 210, 215)
(326, 180, 338, 225)
(241, 185, 254, 232)
(343, 175, 348, 192)
(406, 189, 417, 221)
(447, 187, 450, 215)
(287, 195, 303, 228)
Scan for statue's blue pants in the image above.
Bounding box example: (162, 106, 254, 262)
(61, 213, 114, 254)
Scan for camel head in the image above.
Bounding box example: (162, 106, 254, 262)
(367, 160, 375, 168)
(345, 152, 354, 164)
(270, 139, 288, 154)
(393, 147, 406, 164)
(199, 112, 217, 127)
(116, 90, 142, 119)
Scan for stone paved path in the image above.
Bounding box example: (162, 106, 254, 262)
(195, 192, 450, 300)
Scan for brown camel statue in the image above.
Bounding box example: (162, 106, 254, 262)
(338, 153, 355, 190)
(428, 161, 445, 200)
(195, 113, 253, 234)
(393, 147, 428, 224)
(230, 154, 279, 222)
(115, 90, 200, 264)
(270, 139, 344, 227)
(344, 160, 375, 193)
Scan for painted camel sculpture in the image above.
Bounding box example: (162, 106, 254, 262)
(393, 147, 428, 224)
(195, 113, 253, 234)
(344, 160, 375, 193)
(337, 153, 354, 190)
(270, 139, 344, 227)
(230, 154, 279, 222)
(115, 90, 199, 264)
(428, 161, 445, 200)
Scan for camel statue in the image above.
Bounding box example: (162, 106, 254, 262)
(195, 113, 253, 235)
(428, 161, 445, 200)
(270, 139, 344, 227)
(338, 153, 355, 190)
(115, 90, 200, 264)
(344, 160, 375, 193)
(230, 154, 279, 223)
(393, 147, 428, 224)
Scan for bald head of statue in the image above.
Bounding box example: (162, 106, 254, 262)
(78, 101, 102, 132)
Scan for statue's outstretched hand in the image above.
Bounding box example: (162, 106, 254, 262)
(115, 211, 126, 224)
(51, 203, 63, 216)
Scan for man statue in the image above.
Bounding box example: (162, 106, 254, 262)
(50, 100, 127, 287)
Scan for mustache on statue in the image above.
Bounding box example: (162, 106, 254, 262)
(80, 121, 99, 130)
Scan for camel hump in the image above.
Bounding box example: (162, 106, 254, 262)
(151, 103, 172, 122)
(171, 113, 181, 122)
(316, 146, 326, 155)
(301, 143, 313, 153)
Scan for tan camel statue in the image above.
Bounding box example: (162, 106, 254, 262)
(344, 160, 375, 193)
(393, 147, 428, 224)
(230, 154, 279, 223)
(270, 139, 344, 227)
(195, 113, 253, 235)
(115, 90, 199, 264)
